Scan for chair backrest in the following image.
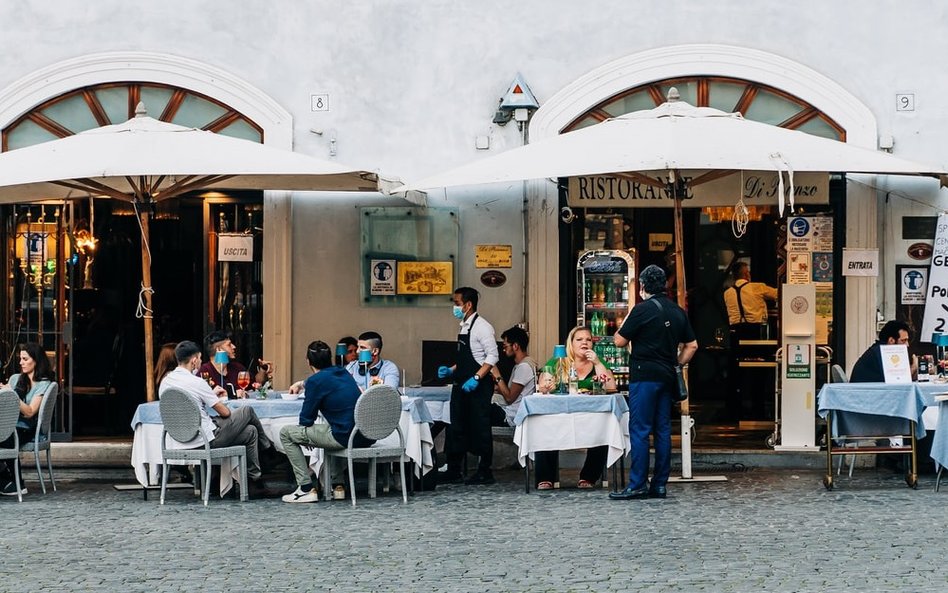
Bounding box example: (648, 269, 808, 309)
(37, 382, 59, 438)
(353, 384, 401, 441)
(831, 364, 849, 383)
(158, 388, 203, 444)
(0, 389, 20, 444)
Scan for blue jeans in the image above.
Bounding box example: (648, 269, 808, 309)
(627, 381, 672, 490)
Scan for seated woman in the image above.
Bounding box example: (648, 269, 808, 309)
(535, 326, 616, 490)
(0, 343, 55, 496)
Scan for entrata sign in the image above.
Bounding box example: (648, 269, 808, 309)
(218, 233, 254, 262)
(567, 171, 828, 208)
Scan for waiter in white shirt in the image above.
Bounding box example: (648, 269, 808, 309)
(724, 262, 778, 340)
(437, 287, 499, 485)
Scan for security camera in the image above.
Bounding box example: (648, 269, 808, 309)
(560, 206, 576, 224)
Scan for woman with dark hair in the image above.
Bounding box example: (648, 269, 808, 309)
(154, 342, 178, 390)
(0, 343, 55, 496)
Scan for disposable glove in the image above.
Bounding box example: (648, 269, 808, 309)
(437, 366, 453, 379)
(461, 376, 480, 392)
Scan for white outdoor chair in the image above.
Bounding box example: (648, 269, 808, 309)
(0, 390, 24, 502)
(322, 384, 408, 506)
(19, 382, 58, 494)
(158, 388, 248, 505)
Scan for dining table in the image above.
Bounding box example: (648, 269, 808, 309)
(512, 393, 630, 492)
(130, 393, 435, 497)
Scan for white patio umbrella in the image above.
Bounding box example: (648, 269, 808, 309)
(398, 90, 947, 478)
(0, 104, 388, 401)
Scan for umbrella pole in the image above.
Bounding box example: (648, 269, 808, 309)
(140, 209, 156, 402)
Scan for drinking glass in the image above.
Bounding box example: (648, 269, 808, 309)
(714, 328, 726, 346)
(236, 371, 251, 391)
(538, 365, 556, 394)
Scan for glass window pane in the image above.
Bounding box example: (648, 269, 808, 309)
(96, 86, 129, 124)
(41, 94, 100, 134)
(601, 91, 656, 117)
(743, 89, 804, 126)
(171, 94, 226, 129)
(566, 116, 602, 132)
(794, 116, 843, 141)
(6, 119, 58, 150)
(217, 119, 262, 142)
(658, 81, 698, 106)
(708, 81, 747, 114)
(139, 86, 174, 119)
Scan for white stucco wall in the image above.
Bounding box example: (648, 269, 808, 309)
(1, 1, 946, 380)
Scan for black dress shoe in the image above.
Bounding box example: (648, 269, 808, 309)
(609, 485, 649, 500)
(464, 471, 496, 485)
(437, 471, 464, 485)
(648, 486, 667, 499)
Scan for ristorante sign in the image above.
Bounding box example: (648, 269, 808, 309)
(567, 171, 828, 208)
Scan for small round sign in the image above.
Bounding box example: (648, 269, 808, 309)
(480, 270, 506, 288)
(907, 242, 933, 261)
(790, 296, 809, 314)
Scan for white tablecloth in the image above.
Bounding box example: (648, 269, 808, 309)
(130, 397, 434, 497)
(401, 386, 451, 423)
(512, 395, 630, 468)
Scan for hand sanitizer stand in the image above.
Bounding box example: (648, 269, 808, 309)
(776, 283, 818, 450)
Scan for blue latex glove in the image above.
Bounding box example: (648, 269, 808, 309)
(461, 376, 480, 393)
(437, 366, 453, 379)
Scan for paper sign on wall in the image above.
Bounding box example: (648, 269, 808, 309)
(841, 248, 878, 276)
(218, 234, 254, 262)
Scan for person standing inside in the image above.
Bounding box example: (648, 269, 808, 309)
(723, 262, 778, 338)
(438, 287, 499, 485)
(279, 341, 371, 503)
(610, 265, 697, 500)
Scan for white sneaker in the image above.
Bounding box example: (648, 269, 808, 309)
(1, 481, 27, 496)
(281, 486, 318, 503)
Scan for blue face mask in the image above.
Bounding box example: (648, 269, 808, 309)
(452, 305, 465, 319)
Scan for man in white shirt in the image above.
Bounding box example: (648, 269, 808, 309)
(345, 331, 401, 391)
(724, 262, 778, 332)
(159, 341, 276, 497)
(437, 287, 499, 485)
(490, 326, 536, 427)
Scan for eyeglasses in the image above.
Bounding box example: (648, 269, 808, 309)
(357, 365, 381, 377)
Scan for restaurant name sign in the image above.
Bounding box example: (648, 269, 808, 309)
(567, 171, 828, 208)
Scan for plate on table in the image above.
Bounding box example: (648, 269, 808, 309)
(279, 391, 300, 400)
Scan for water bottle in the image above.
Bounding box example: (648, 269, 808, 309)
(568, 365, 579, 394)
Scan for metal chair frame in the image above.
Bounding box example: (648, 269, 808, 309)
(158, 388, 248, 505)
(0, 390, 24, 502)
(19, 382, 58, 494)
(322, 385, 408, 506)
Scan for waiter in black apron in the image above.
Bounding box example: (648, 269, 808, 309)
(437, 286, 499, 485)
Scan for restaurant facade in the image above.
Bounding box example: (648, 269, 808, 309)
(0, 2, 944, 438)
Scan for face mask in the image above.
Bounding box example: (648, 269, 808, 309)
(452, 305, 465, 319)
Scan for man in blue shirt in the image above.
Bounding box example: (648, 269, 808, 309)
(279, 340, 372, 503)
(345, 331, 401, 390)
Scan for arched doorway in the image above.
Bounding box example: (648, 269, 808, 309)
(0, 56, 290, 438)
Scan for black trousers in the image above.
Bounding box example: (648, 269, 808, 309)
(0, 426, 31, 480)
(446, 380, 494, 472)
(534, 446, 608, 484)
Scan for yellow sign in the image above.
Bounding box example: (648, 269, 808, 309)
(474, 244, 513, 268)
(397, 261, 453, 295)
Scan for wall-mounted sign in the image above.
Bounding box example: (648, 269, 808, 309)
(217, 234, 254, 262)
(480, 270, 507, 288)
(397, 261, 453, 295)
(474, 245, 512, 268)
(370, 259, 396, 296)
(899, 266, 928, 305)
(567, 171, 828, 208)
(907, 242, 933, 261)
(648, 233, 673, 252)
(841, 248, 878, 277)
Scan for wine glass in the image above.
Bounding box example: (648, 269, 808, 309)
(200, 371, 211, 386)
(714, 328, 726, 347)
(236, 371, 251, 391)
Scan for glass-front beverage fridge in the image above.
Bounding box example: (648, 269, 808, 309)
(576, 249, 636, 391)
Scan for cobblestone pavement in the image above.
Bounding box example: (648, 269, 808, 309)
(1, 466, 945, 592)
